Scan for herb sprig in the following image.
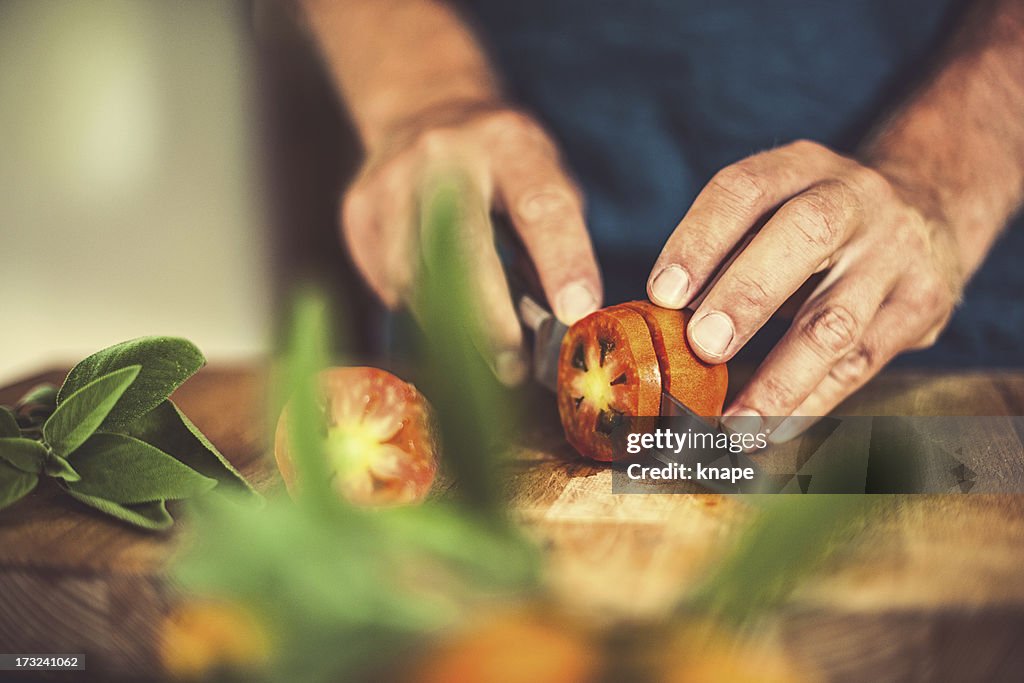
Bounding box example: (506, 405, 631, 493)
(0, 337, 258, 530)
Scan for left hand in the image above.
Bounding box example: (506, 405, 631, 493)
(647, 140, 965, 442)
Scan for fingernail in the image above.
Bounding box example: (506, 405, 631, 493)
(649, 265, 690, 308)
(690, 312, 734, 359)
(493, 349, 528, 387)
(721, 409, 764, 439)
(555, 281, 599, 324)
(770, 416, 816, 444)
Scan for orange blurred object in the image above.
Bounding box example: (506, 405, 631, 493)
(411, 608, 599, 683)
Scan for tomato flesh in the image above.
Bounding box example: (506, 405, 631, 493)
(557, 307, 661, 461)
(275, 367, 438, 505)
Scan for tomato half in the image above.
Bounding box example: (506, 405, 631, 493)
(275, 367, 438, 505)
(620, 301, 728, 417)
(557, 306, 662, 461)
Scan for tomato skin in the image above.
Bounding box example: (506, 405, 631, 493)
(274, 367, 438, 506)
(409, 608, 598, 683)
(557, 306, 662, 461)
(620, 302, 728, 417)
(557, 303, 729, 461)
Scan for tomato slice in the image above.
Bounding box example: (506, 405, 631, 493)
(275, 367, 438, 505)
(620, 301, 728, 417)
(557, 306, 662, 461)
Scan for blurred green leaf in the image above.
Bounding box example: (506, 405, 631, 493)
(67, 433, 216, 504)
(44, 366, 141, 457)
(0, 407, 20, 438)
(684, 495, 874, 625)
(57, 337, 205, 430)
(416, 178, 515, 516)
(62, 487, 173, 531)
(0, 437, 47, 474)
(0, 461, 38, 511)
(18, 384, 57, 410)
(177, 493, 538, 682)
(280, 290, 335, 514)
(126, 400, 259, 500)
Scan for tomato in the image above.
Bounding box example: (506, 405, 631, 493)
(274, 367, 438, 506)
(557, 306, 662, 461)
(410, 608, 598, 683)
(620, 301, 728, 417)
(160, 600, 270, 679)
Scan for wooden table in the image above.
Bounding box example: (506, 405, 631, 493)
(2, 367, 1023, 681)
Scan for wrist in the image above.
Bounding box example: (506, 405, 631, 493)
(863, 144, 992, 285)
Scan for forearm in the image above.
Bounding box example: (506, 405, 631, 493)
(863, 0, 1024, 281)
(299, 0, 502, 149)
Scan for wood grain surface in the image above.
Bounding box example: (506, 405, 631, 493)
(1, 367, 1023, 681)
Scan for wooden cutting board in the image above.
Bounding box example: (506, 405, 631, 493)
(1, 367, 1023, 681)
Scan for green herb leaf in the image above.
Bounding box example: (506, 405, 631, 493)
(43, 366, 141, 457)
(44, 454, 81, 482)
(684, 495, 874, 625)
(57, 337, 205, 430)
(67, 432, 216, 504)
(62, 487, 173, 531)
(0, 460, 38, 511)
(0, 407, 20, 438)
(281, 291, 334, 513)
(18, 383, 57, 409)
(125, 400, 258, 500)
(0, 437, 47, 474)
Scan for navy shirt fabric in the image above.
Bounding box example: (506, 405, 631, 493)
(457, 0, 1023, 367)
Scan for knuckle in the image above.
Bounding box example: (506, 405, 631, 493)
(911, 274, 954, 311)
(756, 373, 801, 413)
(708, 164, 770, 215)
(414, 127, 454, 155)
(787, 138, 824, 156)
(802, 304, 860, 358)
(786, 187, 848, 248)
(728, 271, 776, 314)
(851, 165, 892, 199)
(341, 187, 370, 235)
(485, 110, 548, 145)
(829, 347, 873, 385)
(513, 183, 580, 226)
(486, 108, 535, 132)
(912, 326, 943, 350)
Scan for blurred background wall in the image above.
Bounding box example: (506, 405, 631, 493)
(0, 0, 272, 383)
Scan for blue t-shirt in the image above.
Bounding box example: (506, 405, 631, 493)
(459, 0, 1024, 367)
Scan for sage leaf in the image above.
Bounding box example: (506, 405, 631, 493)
(0, 437, 47, 474)
(44, 454, 81, 482)
(62, 487, 173, 531)
(125, 400, 258, 499)
(18, 383, 57, 409)
(0, 460, 38, 511)
(57, 337, 205, 430)
(67, 433, 216, 504)
(0, 407, 19, 438)
(44, 365, 141, 457)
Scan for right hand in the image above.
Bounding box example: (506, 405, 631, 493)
(341, 102, 603, 385)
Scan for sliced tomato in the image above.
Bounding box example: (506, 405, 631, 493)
(620, 301, 728, 417)
(557, 306, 662, 461)
(275, 367, 438, 506)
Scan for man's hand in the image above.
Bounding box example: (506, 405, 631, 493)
(647, 140, 963, 441)
(343, 102, 602, 384)
(300, 0, 601, 384)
